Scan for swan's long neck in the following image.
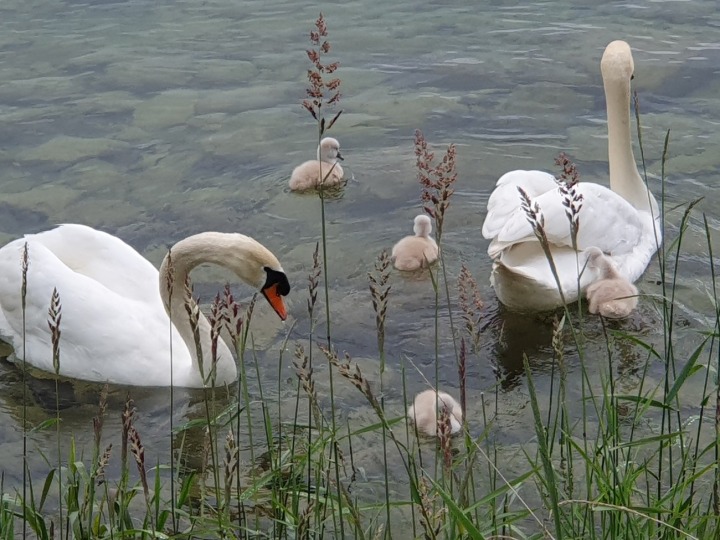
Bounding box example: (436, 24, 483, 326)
(605, 75, 655, 214)
(158, 233, 266, 385)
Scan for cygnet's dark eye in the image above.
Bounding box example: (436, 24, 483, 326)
(263, 267, 290, 296)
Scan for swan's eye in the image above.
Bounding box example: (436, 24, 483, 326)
(263, 267, 290, 296)
(631, 74, 635, 80)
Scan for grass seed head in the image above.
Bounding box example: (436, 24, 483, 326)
(457, 264, 484, 354)
(47, 288, 62, 374)
(554, 152, 584, 239)
(96, 443, 113, 486)
(303, 13, 342, 132)
(368, 249, 392, 350)
(415, 129, 457, 240)
(307, 242, 321, 316)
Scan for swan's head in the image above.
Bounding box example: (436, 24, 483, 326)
(260, 266, 291, 320)
(218, 235, 291, 321)
(161, 232, 291, 321)
(601, 40, 634, 83)
(318, 137, 343, 163)
(413, 214, 433, 237)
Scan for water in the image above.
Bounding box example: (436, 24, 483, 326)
(1, 0, 719, 522)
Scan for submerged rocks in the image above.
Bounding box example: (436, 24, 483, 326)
(19, 135, 130, 164)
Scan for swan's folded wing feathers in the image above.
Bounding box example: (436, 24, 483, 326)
(0, 239, 188, 383)
(487, 182, 644, 257)
(572, 184, 644, 254)
(28, 224, 160, 302)
(482, 170, 558, 239)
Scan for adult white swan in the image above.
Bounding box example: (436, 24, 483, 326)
(0, 224, 290, 387)
(481, 40, 661, 311)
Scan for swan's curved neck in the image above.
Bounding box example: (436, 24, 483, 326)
(158, 233, 264, 384)
(605, 76, 654, 213)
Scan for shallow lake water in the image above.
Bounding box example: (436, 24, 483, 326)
(1, 0, 719, 528)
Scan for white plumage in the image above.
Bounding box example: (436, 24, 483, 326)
(481, 40, 661, 311)
(0, 224, 289, 387)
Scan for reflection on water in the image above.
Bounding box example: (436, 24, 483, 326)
(0, 0, 719, 514)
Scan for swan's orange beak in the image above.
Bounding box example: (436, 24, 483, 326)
(262, 283, 288, 321)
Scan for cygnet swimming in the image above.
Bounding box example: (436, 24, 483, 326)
(391, 215, 438, 271)
(585, 246, 639, 318)
(289, 137, 344, 191)
(407, 389, 463, 437)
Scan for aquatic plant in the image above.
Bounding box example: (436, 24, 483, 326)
(415, 129, 456, 244)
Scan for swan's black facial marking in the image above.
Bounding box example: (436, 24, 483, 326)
(263, 267, 290, 296)
(261, 267, 290, 320)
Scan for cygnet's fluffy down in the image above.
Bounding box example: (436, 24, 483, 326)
(289, 137, 344, 191)
(391, 215, 438, 271)
(407, 389, 463, 437)
(585, 247, 639, 319)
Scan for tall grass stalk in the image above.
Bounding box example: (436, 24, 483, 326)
(368, 250, 392, 537)
(300, 242, 321, 527)
(302, 12, 345, 535)
(415, 130, 461, 494)
(702, 213, 720, 516)
(183, 283, 225, 535)
(164, 248, 178, 534)
(20, 242, 28, 540)
(48, 288, 63, 540)
(222, 284, 252, 531)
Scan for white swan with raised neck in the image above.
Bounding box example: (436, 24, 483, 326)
(481, 40, 661, 311)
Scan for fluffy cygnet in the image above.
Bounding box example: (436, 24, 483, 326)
(407, 389, 463, 437)
(391, 215, 439, 271)
(585, 247, 639, 319)
(289, 137, 345, 191)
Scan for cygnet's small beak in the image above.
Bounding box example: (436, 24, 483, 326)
(336, 150, 344, 161)
(262, 283, 288, 321)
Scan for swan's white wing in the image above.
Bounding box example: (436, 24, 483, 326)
(0, 238, 190, 385)
(488, 182, 644, 257)
(27, 224, 160, 302)
(482, 170, 558, 239)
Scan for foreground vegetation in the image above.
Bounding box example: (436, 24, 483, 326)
(2, 13, 719, 540)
